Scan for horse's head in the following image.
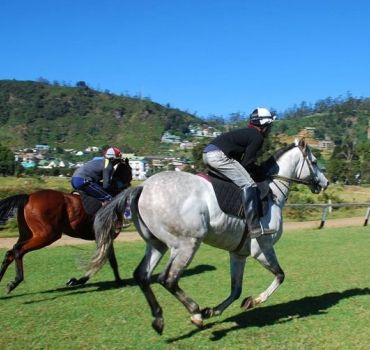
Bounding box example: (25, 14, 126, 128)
(271, 139, 329, 193)
(292, 138, 329, 193)
(111, 158, 133, 195)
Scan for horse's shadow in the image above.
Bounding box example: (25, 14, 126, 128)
(167, 287, 370, 343)
(0, 264, 216, 302)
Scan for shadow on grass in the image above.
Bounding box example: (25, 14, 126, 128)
(167, 287, 370, 343)
(0, 264, 216, 302)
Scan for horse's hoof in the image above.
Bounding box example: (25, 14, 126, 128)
(152, 317, 164, 335)
(201, 307, 214, 319)
(66, 278, 78, 287)
(241, 296, 254, 310)
(6, 282, 15, 294)
(190, 313, 204, 328)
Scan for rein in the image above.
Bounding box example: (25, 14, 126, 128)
(271, 144, 319, 187)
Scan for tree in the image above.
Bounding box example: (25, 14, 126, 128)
(76, 81, 88, 88)
(191, 139, 209, 172)
(0, 144, 17, 176)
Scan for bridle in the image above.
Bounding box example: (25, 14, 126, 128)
(271, 143, 322, 197)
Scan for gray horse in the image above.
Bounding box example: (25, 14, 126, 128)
(88, 139, 329, 334)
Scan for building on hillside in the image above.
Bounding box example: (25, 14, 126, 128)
(21, 160, 36, 169)
(192, 126, 221, 138)
(128, 158, 149, 180)
(298, 127, 316, 138)
(170, 159, 189, 171)
(85, 146, 100, 153)
(179, 141, 195, 150)
(35, 144, 50, 151)
(15, 149, 36, 162)
(161, 132, 181, 144)
(317, 139, 335, 150)
(122, 154, 150, 180)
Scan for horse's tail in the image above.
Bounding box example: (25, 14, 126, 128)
(87, 186, 143, 277)
(0, 194, 29, 225)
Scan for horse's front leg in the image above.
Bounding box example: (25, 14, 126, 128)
(241, 243, 285, 309)
(201, 253, 246, 319)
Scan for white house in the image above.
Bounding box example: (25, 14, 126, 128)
(161, 132, 181, 144)
(122, 155, 150, 180)
(179, 141, 195, 150)
(129, 158, 149, 180)
(85, 146, 100, 153)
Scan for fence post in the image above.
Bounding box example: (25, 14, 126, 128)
(364, 207, 370, 226)
(319, 206, 328, 229)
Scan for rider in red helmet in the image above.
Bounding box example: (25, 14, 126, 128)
(71, 146, 123, 202)
(203, 107, 276, 238)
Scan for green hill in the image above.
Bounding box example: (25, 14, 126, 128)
(0, 80, 205, 154)
(1, 80, 370, 157)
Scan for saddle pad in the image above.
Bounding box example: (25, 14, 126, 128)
(198, 174, 244, 218)
(198, 173, 270, 218)
(72, 191, 102, 216)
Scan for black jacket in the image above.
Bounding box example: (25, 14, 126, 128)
(210, 126, 265, 179)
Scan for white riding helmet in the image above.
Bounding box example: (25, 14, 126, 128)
(104, 147, 122, 159)
(250, 107, 276, 126)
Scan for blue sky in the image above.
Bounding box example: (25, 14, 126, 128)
(1, 0, 369, 118)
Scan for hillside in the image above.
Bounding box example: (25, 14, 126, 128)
(1, 80, 370, 157)
(0, 80, 205, 154)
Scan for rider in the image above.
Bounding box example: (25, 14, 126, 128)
(203, 107, 276, 238)
(71, 147, 122, 203)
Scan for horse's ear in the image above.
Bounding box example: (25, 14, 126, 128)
(125, 158, 130, 165)
(298, 138, 306, 148)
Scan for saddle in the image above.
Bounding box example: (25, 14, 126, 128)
(71, 191, 127, 234)
(71, 191, 102, 216)
(197, 171, 271, 219)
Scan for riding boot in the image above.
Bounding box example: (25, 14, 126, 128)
(242, 186, 275, 238)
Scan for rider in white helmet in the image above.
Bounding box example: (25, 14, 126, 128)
(71, 146, 123, 202)
(203, 107, 276, 238)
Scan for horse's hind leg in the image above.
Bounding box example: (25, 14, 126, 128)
(0, 249, 15, 283)
(67, 244, 123, 287)
(158, 240, 204, 328)
(6, 233, 60, 293)
(106, 245, 124, 285)
(133, 239, 168, 335)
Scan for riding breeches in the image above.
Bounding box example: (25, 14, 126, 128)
(71, 176, 113, 201)
(202, 150, 256, 188)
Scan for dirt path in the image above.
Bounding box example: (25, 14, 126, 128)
(0, 217, 367, 249)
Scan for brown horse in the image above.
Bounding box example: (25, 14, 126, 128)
(0, 159, 132, 293)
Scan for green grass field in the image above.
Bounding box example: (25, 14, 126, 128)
(1, 176, 370, 238)
(0, 226, 369, 349)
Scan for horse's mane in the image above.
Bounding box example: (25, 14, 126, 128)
(261, 143, 296, 176)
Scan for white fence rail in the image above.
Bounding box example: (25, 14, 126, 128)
(285, 202, 370, 228)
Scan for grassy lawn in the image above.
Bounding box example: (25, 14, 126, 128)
(2, 176, 370, 237)
(0, 226, 369, 349)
